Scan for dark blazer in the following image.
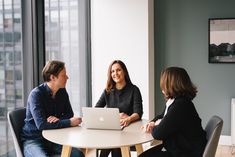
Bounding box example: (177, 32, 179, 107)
(151, 96, 207, 157)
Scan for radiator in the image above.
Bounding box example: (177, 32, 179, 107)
(232, 98, 235, 145)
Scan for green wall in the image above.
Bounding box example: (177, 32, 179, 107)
(154, 0, 235, 135)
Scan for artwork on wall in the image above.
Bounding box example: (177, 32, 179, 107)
(209, 18, 235, 63)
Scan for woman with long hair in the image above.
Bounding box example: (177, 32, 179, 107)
(96, 60, 143, 157)
(141, 67, 207, 157)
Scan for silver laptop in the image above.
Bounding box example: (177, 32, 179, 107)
(82, 107, 123, 130)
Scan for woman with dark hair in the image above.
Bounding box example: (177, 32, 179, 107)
(141, 67, 207, 157)
(96, 60, 143, 157)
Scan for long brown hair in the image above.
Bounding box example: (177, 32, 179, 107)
(160, 67, 197, 100)
(106, 60, 132, 93)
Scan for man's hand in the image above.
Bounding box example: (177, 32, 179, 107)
(47, 116, 59, 123)
(70, 117, 82, 127)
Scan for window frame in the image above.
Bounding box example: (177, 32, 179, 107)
(22, 0, 92, 107)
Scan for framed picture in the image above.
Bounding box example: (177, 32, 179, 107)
(209, 18, 235, 63)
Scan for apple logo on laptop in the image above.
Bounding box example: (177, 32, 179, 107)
(99, 117, 104, 122)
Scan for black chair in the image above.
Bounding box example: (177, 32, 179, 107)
(202, 115, 223, 157)
(7, 107, 26, 157)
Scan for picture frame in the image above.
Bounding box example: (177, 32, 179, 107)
(209, 18, 235, 63)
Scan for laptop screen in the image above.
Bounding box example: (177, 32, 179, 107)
(82, 107, 123, 130)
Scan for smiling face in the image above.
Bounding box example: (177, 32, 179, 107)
(111, 63, 125, 85)
(106, 60, 132, 93)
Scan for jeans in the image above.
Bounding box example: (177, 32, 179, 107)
(23, 139, 84, 157)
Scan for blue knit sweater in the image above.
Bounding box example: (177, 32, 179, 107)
(21, 83, 73, 141)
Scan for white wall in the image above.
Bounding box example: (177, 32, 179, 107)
(91, 0, 154, 120)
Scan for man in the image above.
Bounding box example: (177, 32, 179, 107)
(21, 60, 84, 157)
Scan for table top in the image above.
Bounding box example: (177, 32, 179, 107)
(42, 119, 154, 149)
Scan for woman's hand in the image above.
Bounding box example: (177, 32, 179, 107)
(154, 119, 162, 126)
(142, 121, 155, 133)
(119, 112, 129, 119)
(120, 117, 131, 127)
(119, 113, 139, 127)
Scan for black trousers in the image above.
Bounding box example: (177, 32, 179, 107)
(99, 148, 122, 157)
(138, 144, 172, 157)
(98, 146, 137, 157)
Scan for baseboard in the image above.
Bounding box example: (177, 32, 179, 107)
(219, 135, 232, 146)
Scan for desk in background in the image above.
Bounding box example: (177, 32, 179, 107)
(42, 119, 155, 157)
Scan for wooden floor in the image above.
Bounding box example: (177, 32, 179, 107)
(215, 145, 235, 157)
(86, 145, 235, 157)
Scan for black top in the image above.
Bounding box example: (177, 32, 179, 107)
(95, 83, 143, 118)
(152, 96, 207, 157)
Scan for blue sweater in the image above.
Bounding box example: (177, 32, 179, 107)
(21, 83, 73, 141)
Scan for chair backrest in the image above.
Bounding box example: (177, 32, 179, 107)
(202, 115, 223, 157)
(7, 107, 26, 157)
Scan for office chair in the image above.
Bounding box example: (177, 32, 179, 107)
(7, 108, 61, 157)
(8, 107, 26, 157)
(202, 115, 223, 157)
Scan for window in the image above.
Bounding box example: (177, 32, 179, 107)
(0, 0, 23, 156)
(0, 0, 90, 156)
(44, 0, 90, 115)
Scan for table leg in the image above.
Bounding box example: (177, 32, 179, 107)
(84, 148, 97, 157)
(61, 145, 72, 157)
(121, 146, 131, 157)
(80, 148, 87, 155)
(135, 144, 144, 156)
